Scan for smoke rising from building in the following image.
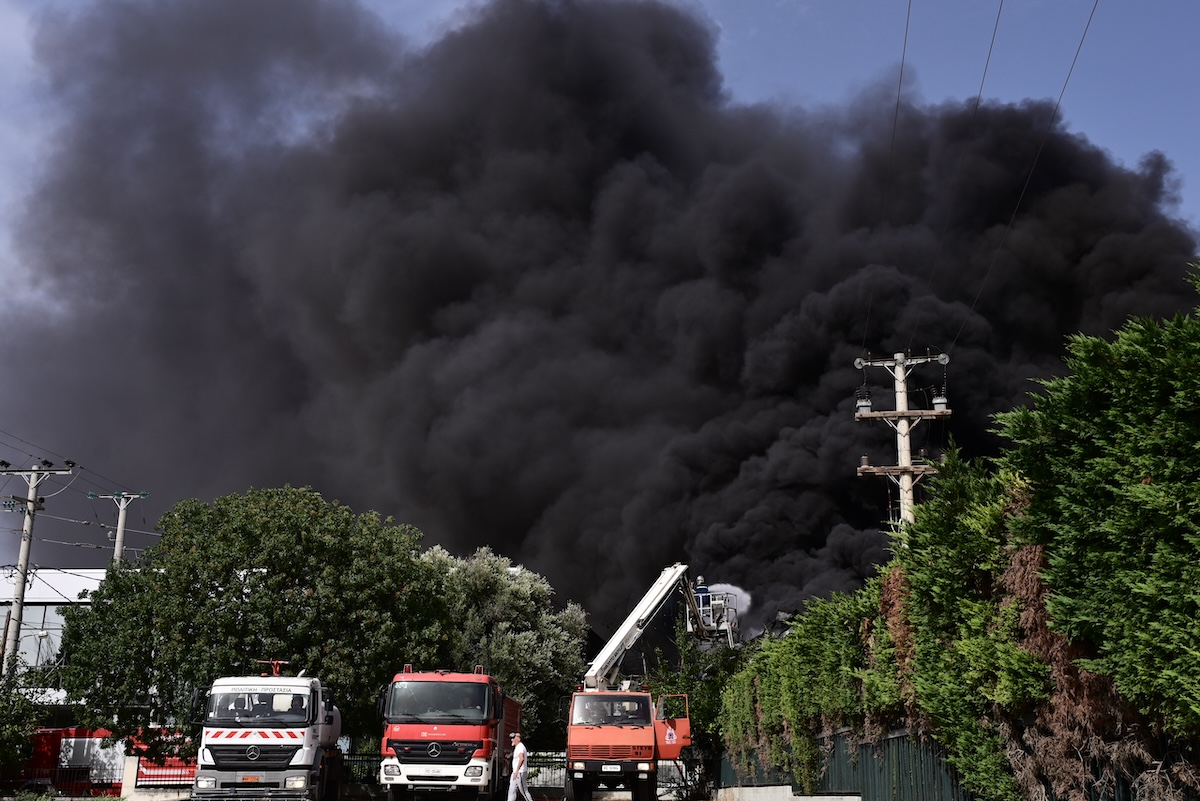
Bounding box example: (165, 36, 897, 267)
(3, 0, 1196, 630)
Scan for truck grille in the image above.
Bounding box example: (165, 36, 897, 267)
(387, 740, 481, 766)
(567, 745, 653, 760)
(209, 744, 302, 770)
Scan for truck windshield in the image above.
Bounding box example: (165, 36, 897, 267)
(571, 694, 651, 726)
(387, 681, 489, 722)
(207, 692, 311, 725)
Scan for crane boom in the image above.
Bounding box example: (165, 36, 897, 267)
(582, 563, 737, 690)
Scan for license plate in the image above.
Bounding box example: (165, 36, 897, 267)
(241, 777, 261, 783)
(602, 765, 621, 773)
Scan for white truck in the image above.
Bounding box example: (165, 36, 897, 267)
(192, 671, 343, 801)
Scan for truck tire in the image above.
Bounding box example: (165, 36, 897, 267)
(565, 775, 592, 801)
(633, 775, 656, 801)
(317, 753, 341, 801)
(323, 772, 340, 801)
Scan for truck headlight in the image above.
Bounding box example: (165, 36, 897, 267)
(465, 767, 483, 777)
(285, 777, 308, 789)
(195, 777, 216, 789)
(571, 762, 585, 770)
(383, 765, 401, 776)
(636, 763, 652, 771)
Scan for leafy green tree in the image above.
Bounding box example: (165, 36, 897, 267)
(60, 486, 449, 753)
(898, 453, 1046, 801)
(0, 662, 43, 771)
(424, 546, 587, 746)
(648, 618, 747, 799)
(720, 580, 900, 794)
(720, 271, 1200, 798)
(998, 275, 1200, 735)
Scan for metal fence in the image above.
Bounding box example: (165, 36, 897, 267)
(345, 755, 380, 784)
(0, 764, 124, 796)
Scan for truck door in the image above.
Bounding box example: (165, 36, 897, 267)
(653, 695, 691, 760)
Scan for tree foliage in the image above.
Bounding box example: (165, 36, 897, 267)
(899, 455, 1044, 801)
(0, 662, 44, 771)
(997, 293, 1200, 734)
(424, 545, 587, 745)
(59, 486, 585, 755)
(648, 618, 748, 798)
(722, 268, 1200, 800)
(720, 577, 905, 794)
(721, 453, 1048, 800)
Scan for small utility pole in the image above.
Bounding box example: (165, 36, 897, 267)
(88, 491, 149, 563)
(1, 459, 75, 675)
(854, 352, 951, 524)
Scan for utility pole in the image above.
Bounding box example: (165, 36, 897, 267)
(88, 491, 148, 563)
(854, 352, 951, 525)
(1, 459, 75, 675)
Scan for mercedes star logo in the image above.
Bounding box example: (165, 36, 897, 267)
(427, 743, 442, 758)
(246, 745, 261, 762)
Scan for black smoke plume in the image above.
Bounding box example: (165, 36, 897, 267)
(4, 0, 1196, 631)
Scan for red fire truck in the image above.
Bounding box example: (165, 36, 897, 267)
(377, 665, 520, 801)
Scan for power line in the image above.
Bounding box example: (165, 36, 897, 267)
(860, 0, 915, 352)
(0, 428, 142, 499)
(36, 512, 161, 538)
(40, 538, 107, 550)
(950, 0, 1101, 351)
(906, 0, 1007, 353)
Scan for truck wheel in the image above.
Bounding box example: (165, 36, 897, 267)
(633, 776, 657, 801)
(565, 776, 592, 801)
(323, 773, 341, 801)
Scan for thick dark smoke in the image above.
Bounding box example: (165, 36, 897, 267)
(3, 0, 1196, 631)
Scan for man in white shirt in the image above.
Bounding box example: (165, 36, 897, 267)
(507, 731, 532, 801)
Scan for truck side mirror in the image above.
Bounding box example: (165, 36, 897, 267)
(376, 685, 388, 721)
(190, 687, 208, 725)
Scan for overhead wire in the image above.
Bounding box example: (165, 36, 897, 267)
(905, 0, 1007, 353)
(949, 0, 1101, 351)
(37, 512, 161, 539)
(41, 538, 107, 550)
(0, 427, 143, 498)
(0, 428, 152, 536)
(860, 0, 914, 354)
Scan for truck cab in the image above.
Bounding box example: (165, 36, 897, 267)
(378, 666, 520, 801)
(192, 675, 342, 801)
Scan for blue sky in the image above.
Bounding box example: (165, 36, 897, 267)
(689, 0, 1200, 234)
(365, 0, 1200, 226)
(2, 0, 1197, 288)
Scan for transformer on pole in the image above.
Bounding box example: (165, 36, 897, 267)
(853, 351, 951, 525)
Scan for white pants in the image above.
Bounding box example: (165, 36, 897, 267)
(507, 771, 531, 801)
